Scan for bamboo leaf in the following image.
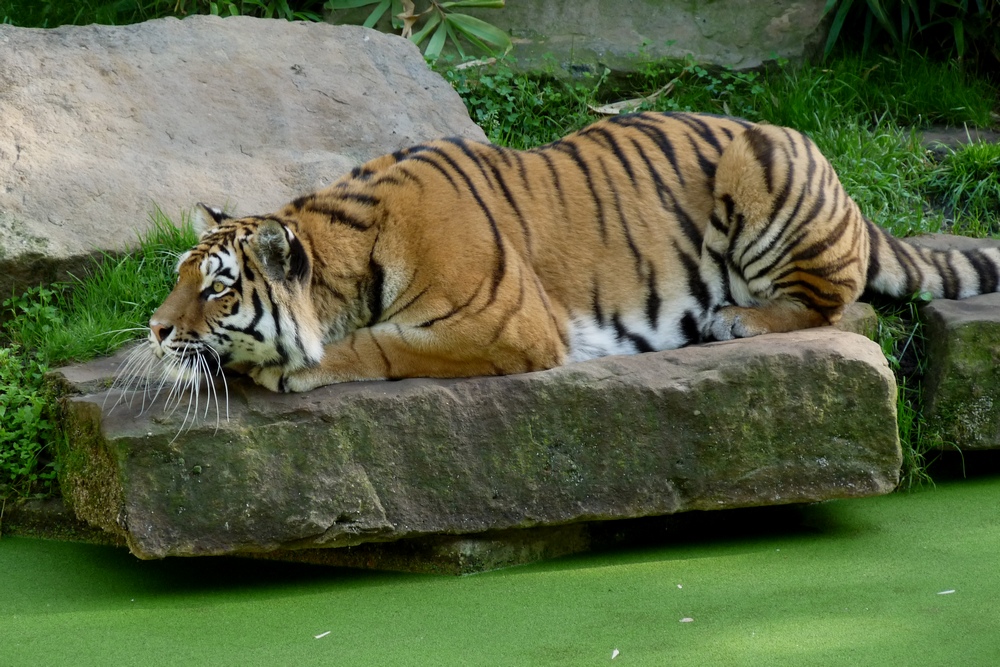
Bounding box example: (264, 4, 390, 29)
(952, 18, 965, 56)
(444, 12, 512, 52)
(440, 0, 506, 8)
(424, 19, 449, 60)
(363, 0, 391, 28)
(410, 12, 441, 46)
(325, 0, 384, 9)
(823, 0, 856, 58)
(445, 20, 467, 58)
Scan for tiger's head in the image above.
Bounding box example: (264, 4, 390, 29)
(147, 204, 326, 382)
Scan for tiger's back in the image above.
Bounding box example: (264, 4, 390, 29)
(142, 112, 1000, 393)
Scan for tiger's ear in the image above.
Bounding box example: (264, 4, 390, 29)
(192, 203, 231, 238)
(250, 219, 310, 283)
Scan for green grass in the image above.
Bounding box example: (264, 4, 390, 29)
(922, 140, 1000, 236)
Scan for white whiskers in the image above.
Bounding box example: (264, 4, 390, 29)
(107, 336, 230, 441)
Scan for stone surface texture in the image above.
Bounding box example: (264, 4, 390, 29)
(0, 16, 486, 302)
(333, 0, 830, 74)
(56, 323, 901, 564)
(908, 236, 1000, 451)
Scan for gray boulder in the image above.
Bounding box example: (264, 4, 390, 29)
(55, 318, 900, 570)
(922, 294, 1000, 451)
(333, 0, 830, 75)
(0, 16, 485, 303)
(908, 235, 1000, 451)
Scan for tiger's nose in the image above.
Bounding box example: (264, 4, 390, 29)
(150, 322, 174, 344)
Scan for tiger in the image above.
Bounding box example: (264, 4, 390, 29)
(133, 111, 1000, 395)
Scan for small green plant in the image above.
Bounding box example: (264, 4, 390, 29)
(0, 344, 58, 500)
(444, 59, 598, 148)
(176, 0, 325, 20)
(326, 0, 511, 60)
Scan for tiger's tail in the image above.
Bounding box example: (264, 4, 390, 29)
(865, 220, 1000, 300)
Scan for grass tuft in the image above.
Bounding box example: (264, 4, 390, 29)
(922, 141, 1000, 237)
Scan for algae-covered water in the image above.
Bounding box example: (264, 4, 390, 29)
(4, 454, 999, 666)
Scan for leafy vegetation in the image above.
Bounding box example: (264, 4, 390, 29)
(0, 212, 196, 500)
(327, 0, 510, 61)
(821, 0, 1000, 80)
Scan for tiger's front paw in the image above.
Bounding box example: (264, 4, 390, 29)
(248, 365, 287, 392)
(709, 306, 768, 341)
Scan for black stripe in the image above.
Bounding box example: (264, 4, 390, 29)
(551, 139, 608, 242)
(744, 127, 776, 193)
(628, 138, 702, 248)
(231, 289, 266, 342)
(384, 285, 429, 320)
(444, 137, 497, 191)
(287, 235, 310, 283)
(604, 168, 643, 273)
(581, 126, 637, 182)
(612, 313, 653, 353)
(670, 113, 726, 154)
(864, 219, 882, 287)
(407, 153, 460, 191)
(646, 267, 661, 330)
(422, 146, 508, 303)
(680, 311, 700, 345)
(483, 149, 532, 246)
(967, 249, 999, 293)
(686, 134, 717, 181)
(368, 330, 392, 377)
(366, 256, 385, 325)
(676, 241, 713, 311)
(929, 250, 959, 299)
(627, 121, 686, 188)
(591, 281, 606, 326)
(537, 150, 570, 214)
(417, 287, 479, 328)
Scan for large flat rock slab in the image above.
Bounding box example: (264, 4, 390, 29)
(0, 16, 485, 301)
(56, 326, 901, 568)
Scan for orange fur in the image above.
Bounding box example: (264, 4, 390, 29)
(144, 112, 1000, 392)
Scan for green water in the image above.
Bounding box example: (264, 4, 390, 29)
(3, 456, 999, 666)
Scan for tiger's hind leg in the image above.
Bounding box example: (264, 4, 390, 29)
(698, 123, 866, 342)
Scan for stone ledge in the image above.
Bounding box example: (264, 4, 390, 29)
(906, 236, 1000, 451)
(922, 293, 1000, 451)
(54, 318, 900, 571)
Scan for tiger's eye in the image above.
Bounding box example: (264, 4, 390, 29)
(212, 280, 225, 293)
